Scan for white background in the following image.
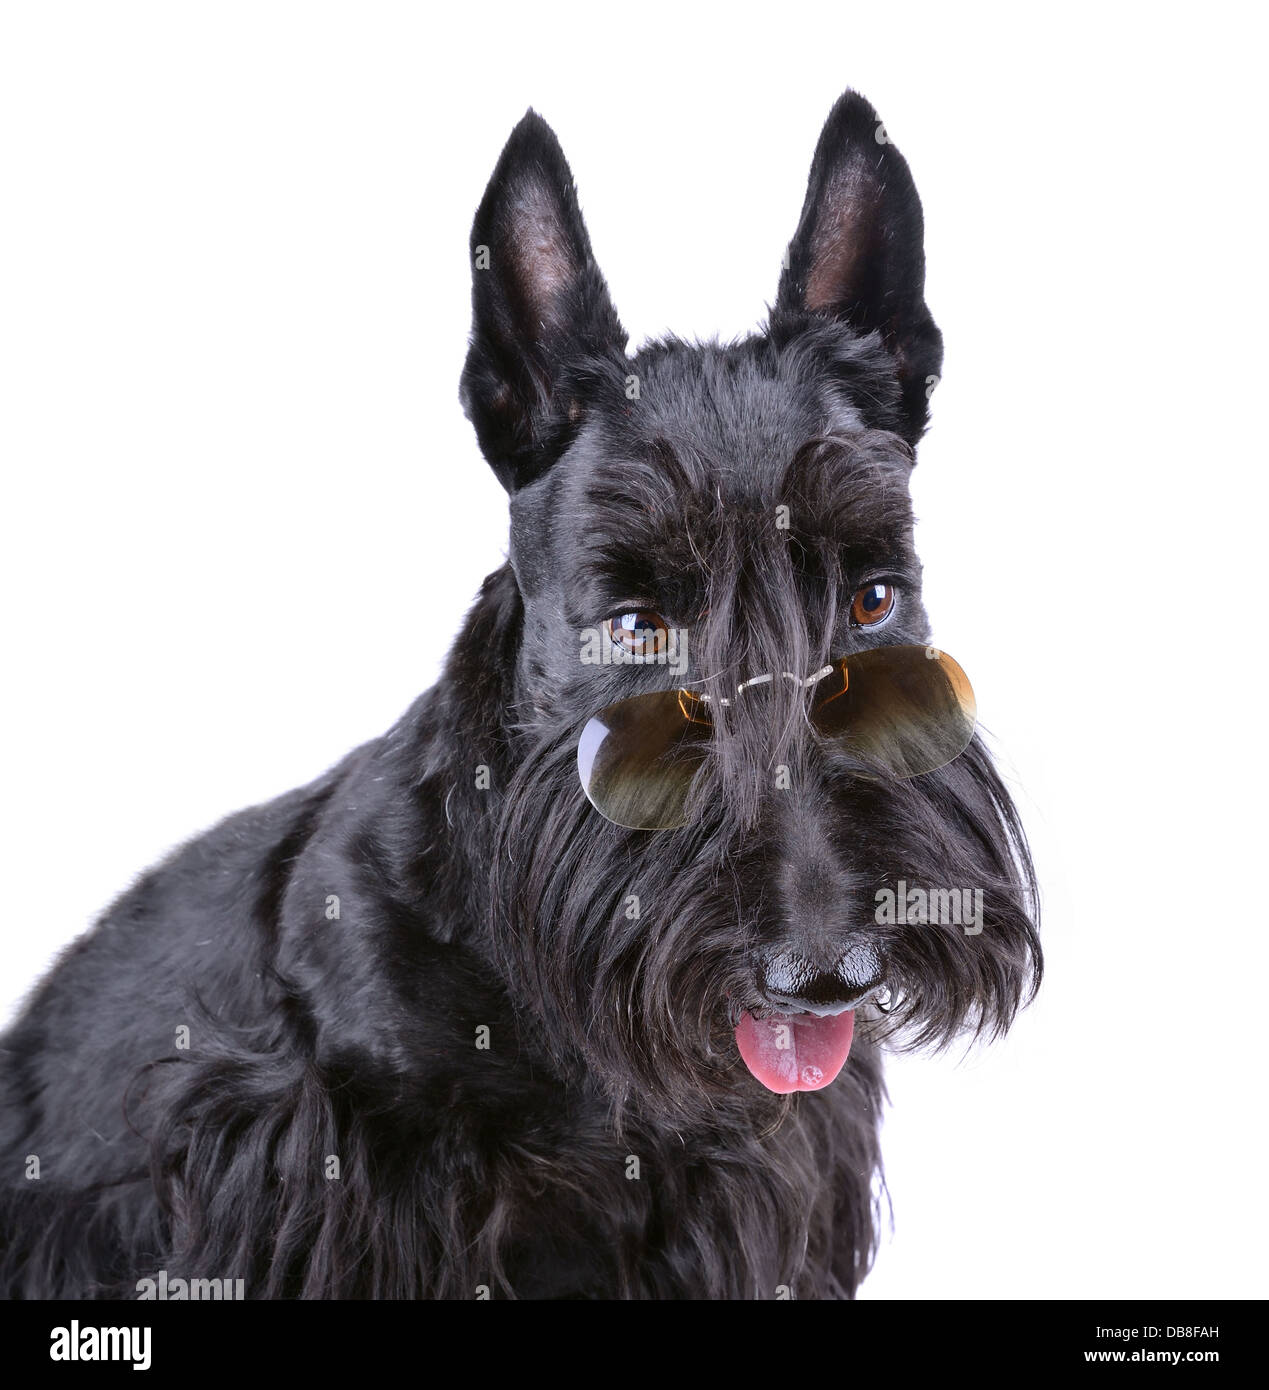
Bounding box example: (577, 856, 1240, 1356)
(1, 2, 1265, 1299)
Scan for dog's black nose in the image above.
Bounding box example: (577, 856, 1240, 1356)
(760, 941, 886, 1016)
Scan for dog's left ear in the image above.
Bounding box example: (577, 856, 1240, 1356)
(774, 91, 943, 443)
(460, 110, 626, 491)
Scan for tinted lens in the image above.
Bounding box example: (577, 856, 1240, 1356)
(577, 689, 712, 830)
(811, 645, 976, 777)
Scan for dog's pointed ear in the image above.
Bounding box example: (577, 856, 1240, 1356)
(460, 111, 626, 491)
(774, 91, 943, 443)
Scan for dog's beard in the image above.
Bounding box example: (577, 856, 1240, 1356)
(857, 738, 1041, 1051)
(487, 729, 757, 1122)
(485, 714, 1039, 1125)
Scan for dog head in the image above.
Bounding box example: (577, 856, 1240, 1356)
(459, 92, 1039, 1121)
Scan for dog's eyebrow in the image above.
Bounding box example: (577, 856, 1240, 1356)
(579, 430, 916, 591)
(776, 432, 917, 543)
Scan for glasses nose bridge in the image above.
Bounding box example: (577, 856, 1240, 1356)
(702, 671, 830, 806)
(696, 663, 838, 710)
(695, 665, 838, 771)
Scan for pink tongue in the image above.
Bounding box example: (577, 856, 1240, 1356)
(735, 1010, 855, 1093)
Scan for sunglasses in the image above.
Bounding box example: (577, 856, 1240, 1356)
(576, 644, 976, 830)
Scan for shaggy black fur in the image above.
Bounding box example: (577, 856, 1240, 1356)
(0, 91, 1039, 1299)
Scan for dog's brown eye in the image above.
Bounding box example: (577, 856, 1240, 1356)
(606, 611, 670, 658)
(850, 583, 895, 627)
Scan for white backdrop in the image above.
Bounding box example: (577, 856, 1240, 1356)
(1, 1, 1264, 1299)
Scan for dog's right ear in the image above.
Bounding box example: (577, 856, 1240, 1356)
(460, 111, 626, 491)
(773, 91, 942, 444)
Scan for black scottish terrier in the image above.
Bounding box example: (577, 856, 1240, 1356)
(1, 91, 1039, 1299)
